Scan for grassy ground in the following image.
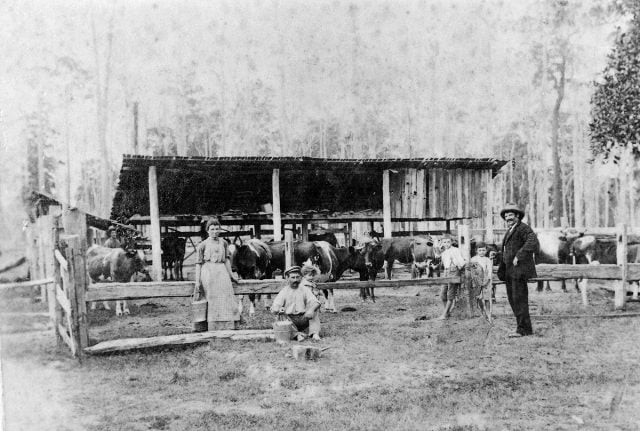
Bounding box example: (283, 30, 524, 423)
(2, 281, 640, 430)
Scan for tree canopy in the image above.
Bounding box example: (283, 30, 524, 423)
(590, 2, 640, 162)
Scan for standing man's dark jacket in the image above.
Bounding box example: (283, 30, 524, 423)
(501, 221, 538, 280)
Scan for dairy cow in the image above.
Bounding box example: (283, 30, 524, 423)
(87, 245, 151, 316)
(571, 235, 640, 295)
(308, 232, 338, 247)
(571, 236, 640, 264)
(410, 236, 439, 279)
(232, 239, 273, 315)
(312, 241, 359, 312)
(361, 236, 433, 280)
(533, 230, 577, 291)
(161, 236, 187, 281)
(268, 240, 358, 312)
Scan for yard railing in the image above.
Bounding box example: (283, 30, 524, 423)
(20, 210, 637, 358)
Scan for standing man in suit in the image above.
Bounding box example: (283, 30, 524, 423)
(500, 203, 539, 337)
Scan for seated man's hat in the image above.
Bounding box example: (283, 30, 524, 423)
(284, 265, 302, 277)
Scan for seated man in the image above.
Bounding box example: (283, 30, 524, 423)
(271, 265, 322, 341)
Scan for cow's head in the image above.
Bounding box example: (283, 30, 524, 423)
(130, 270, 151, 282)
(234, 244, 265, 279)
(360, 240, 381, 268)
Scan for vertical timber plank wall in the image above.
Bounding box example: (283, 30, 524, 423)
(428, 169, 436, 218)
(272, 169, 282, 241)
(616, 223, 628, 310)
(416, 169, 426, 219)
(485, 170, 494, 243)
(149, 166, 163, 281)
(456, 169, 463, 219)
(382, 170, 392, 238)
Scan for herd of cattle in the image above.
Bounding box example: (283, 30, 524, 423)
(85, 228, 640, 316)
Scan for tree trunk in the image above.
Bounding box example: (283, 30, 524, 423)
(92, 9, 115, 218)
(551, 57, 565, 227)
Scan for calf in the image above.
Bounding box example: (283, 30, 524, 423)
(87, 245, 151, 316)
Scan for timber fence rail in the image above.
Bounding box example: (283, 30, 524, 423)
(22, 208, 638, 358)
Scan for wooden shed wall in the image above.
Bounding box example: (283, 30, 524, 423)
(390, 168, 489, 219)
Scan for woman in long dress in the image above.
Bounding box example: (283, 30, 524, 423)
(195, 217, 240, 331)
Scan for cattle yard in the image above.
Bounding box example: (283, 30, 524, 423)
(8, 198, 640, 359)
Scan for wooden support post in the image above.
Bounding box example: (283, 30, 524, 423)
(458, 223, 471, 261)
(347, 222, 353, 247)
(254, 224, 261, 239)
(446, 220, 451, 233)
(301, 223, 309, 242)
(62, 208, 87, 242)
(272, 169, 282, 241)
(616, 223, 628, 310)
(485, 170, 494, 244)
(383, 169, 392, 238)
(66, 235, 89, 353)
(285, 230, 294, 269)
(149, 166, 163, 282)
(39, 214, 55, 306)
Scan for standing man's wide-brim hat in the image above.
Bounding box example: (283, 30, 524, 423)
(500, 203, 525, 220)
(107, 226, 117, 233)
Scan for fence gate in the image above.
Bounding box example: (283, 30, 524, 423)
(51, 235, 88, 358)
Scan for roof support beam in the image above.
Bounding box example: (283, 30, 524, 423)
(272, 169, 282, 241)
(148, 166, 162, 281)
(382, 169, 392, 238)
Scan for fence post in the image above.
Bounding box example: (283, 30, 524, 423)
(64, 235, 88, 357)
(615, 223, 628, 310)
(285, 230, 294, 269)
(50, 214, 63, 345)
(455, 223, 474, 317)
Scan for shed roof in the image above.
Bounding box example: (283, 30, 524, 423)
(119, 155, 507, 174)
(112, 155, 508, 222)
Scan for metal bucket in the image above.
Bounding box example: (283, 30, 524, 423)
(192, 299, 208, 332)
(273, 320, 293, 344)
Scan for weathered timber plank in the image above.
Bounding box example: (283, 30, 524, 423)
(85, 277, 463, 301)
(84, 330, 275, 354)
(58, 323, 76, 356)
(56, 284, 71, 314)
(54, 250, 68, 271)
(534, 264, 623, 280)
(0, 278, 54, 289)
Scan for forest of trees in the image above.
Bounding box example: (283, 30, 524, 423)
(0, 0, 637, 243)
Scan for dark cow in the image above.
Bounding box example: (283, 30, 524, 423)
(161, 236, 187, 281)
(571, 236, 640, 295)
(533, 230, 578, 292)
(308, 232, 338, 247)
(358, 242, 385, 301)
(571, 236, 640, 264)
(361, 237, 427, 280)
(311, 241, 359, 312)
(268, 240, 358, 312)
(232, 239, 273, 315)
(87, 245, 151, 315)
(268, 240, 323, 274)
